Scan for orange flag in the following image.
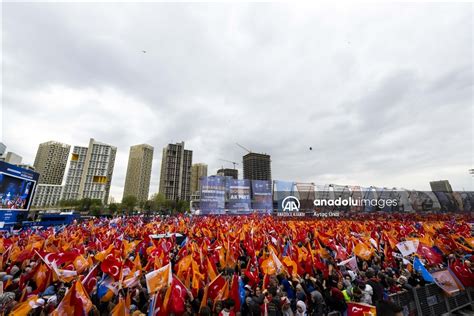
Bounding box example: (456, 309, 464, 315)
(282, 256, 298, 277)
(52, 280, 93, 316)
(216, 280, 229, 301)
(354, 243, 373, 261)
(177, 255, 193, 279)
(95, 244, 114, 262)
(9, 295, 38, 316)
(207, 257, 218, 281)
(145, 263, 172, 294)
(73, 255, 90, 274)
(200, 284, 209, 312)
(110, 293, 130, 316)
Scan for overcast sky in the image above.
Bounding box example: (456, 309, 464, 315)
(2, 2, 473, 201)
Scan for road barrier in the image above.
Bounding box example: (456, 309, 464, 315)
(389, 283, 473, 315)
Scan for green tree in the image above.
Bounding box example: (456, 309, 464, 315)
(75, 198, 103, 213)
(122, 195, 138, 215)
(108, 203, 119, 215)
(150, 193, 167, 212)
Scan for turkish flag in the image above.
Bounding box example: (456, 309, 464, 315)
(450, 260, 474, 287)
(347, 302, 376, 316)
(417, 243, 443, 265)
(101, 255, 122, 281)
(208, 274, 226, 300)
(43, 250, 79, 266)
(168, 277, 188, 315)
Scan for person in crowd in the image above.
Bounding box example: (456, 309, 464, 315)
(0, 214, 470, 316)
(295, 300, 307, 316)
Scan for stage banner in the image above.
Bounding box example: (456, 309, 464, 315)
(227, 179, 251, 214)
(251, 180, 272, 213)
(199, 176, 226, 215)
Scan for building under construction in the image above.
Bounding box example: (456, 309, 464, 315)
(242, 152, 271, 181)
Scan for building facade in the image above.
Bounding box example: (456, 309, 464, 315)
(0, 143, 6, 156)
(62, 138, 116, 204)
(4, 152, 22, 165)
(217, 168, 238, 179)
(190, 163, 208, 194)
(243, 152, 271, 181)
(32, 184, 63, 207)
(159, 142, 193, 201)
(123, 144, 154, 203)
(33, 141, 71, 185)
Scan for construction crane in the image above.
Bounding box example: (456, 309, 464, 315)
(236, 143, 252, 153)
(219, 159, 239, 169)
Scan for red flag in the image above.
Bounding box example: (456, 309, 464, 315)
(43, 250, 79, 266)
(335, 244, 348, 261)
(417, 243, 443, 266)
(101, 255, 122, 281)
(450, 260, 474, 287)
(347, 302, 376, 316)
(168, 277, 189, 315)
(208, 273, 226, 300)
(230, 274, 241, 312)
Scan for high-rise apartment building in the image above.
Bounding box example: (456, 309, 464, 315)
(123, 144, 154, 203)
(159, 142, 192, 201)
(33, 141, 71, 185)
(32, 184, 63, 207)
(243, 152, 271, 181)
(62, 138, 116, 204)
(190, 163, 208, 194)
(217, 168, 238, 179)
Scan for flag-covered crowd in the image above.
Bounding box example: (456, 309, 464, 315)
(0, 214, 473, 316)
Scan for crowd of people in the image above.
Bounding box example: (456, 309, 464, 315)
(0, 213, 472, 316)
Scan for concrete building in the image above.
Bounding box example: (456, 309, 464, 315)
(0, 143, 6, 156)
(32, 184, 63, 207)
(159, 142, 193, 201)
(123, 144, 154, 203)
(62, 138, 116, 204)
(4, 152, 22, 165)
(217, 168, 238, 179)
(190, 163, 208, 195)
(430, 180, 453, 193)
(243, 152, 271, 181)
(33, 141, 71, 185)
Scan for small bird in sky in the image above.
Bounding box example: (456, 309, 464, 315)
(309, 147, 313, 151)
(142, 50, 147, 53)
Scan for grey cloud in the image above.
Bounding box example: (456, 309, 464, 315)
(2, 3, 472, 200)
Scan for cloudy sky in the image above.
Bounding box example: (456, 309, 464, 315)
(2, 2, 472, 201)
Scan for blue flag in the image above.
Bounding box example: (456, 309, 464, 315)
(413, 257, 434, 283)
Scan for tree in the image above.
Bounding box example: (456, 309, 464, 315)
(58, 199, 80, 208)
(176, 200, 190, 214)
(150, 193, 167, 212)
(108, 203, 119, 215)
(122, 195, 138, 215)
(74, 198, 103, 214)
